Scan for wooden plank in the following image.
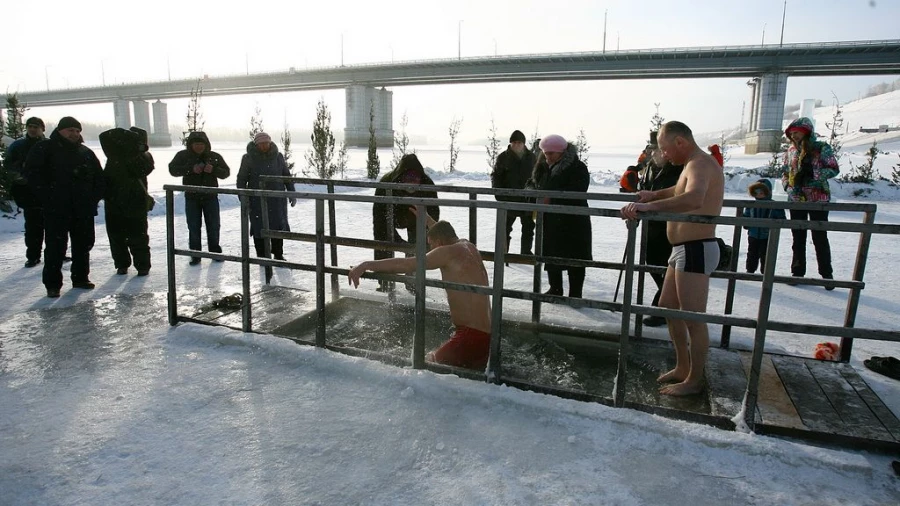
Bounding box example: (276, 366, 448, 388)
(738, 353, 803, 429)
(839, 369, 900, 441)
(770, 355, 844, 434)
(705, 347, 747, 418)
(806, 360, 894, 441)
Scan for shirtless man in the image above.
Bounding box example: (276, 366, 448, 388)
(620, 121, 725, 396)
(348, 207, 492, 370)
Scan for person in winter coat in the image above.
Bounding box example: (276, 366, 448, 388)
(743, 179, 786, 274)
(168, 131, 230, 265)
(372, 154, 440, 292)
(25, 116, 105, 298)
(99, 127, 155, 276)
(638, 135, 683, 327)
(530, 134, 592, 298)
(3, 116, 47, 267)
(780, 117, 840, 286)
(237, 132, 296, 259)
(491, 129, 536, 255)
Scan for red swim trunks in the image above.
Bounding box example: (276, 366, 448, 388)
(429, 326, 491, 370)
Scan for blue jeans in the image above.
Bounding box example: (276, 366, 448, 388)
(184, 196, 221, 257)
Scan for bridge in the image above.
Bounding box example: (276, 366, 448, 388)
(14, 39, 900, 152)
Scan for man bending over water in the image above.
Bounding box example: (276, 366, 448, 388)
(348, 208, 492, 370)
(620, 121, 725, 396)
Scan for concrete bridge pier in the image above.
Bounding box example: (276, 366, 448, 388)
(133, 100, 151, 133)
(150, 100, 172, 147)
(344, 85, 394, 148)
(744, 73, 788, 154)
(113, 99, 132, 129)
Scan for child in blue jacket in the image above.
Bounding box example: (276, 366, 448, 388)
(744, 179, 786, 273)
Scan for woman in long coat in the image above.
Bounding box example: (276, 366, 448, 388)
(237, 132, 296, 259)
(530, 134, 592, 298)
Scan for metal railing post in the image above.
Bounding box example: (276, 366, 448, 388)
(742, 228, 780, 431)
(840, 209, 875, 361)
(386, 189, 397, 305)
(261, 195, 272, 284)
(634, 219, 649, 338)
(488, 208, 508, 383)
(327, 182, 340, 301)
(613, 219, 638, 407)
(720, 206, 744, 348)
(240, 195, 252, 332)
(412, 205, 428, 369)
(468, 192, 477, 244)
(531, 211, 544, 324)
(166, 189, 177, 325)
(315, 199, 326, 347)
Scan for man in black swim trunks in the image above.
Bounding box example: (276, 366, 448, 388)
(620, 121, 725, 396)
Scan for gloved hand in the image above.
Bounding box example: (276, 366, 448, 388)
(193, 163, 204, 174)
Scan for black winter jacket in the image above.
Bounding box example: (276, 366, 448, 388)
(25, 129, 105, 218)
(533, 143, 592, 263)
(491, 146, 536, 202)
(168, 131, 230, 197)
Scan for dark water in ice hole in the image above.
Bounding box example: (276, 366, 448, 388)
(313, 298, 708, 411)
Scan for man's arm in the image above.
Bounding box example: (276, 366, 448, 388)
(348, 245, 453, 287)
(642, 164, 710, 213)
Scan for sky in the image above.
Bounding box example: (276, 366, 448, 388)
(2, 140, 900, 503)
(2, 0, 899, 146)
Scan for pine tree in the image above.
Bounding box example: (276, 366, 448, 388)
(391, 112, 412, 170)
(651, 103, 665, 131)
(281, 119, 295, 175)
(764, 136, 789, 178)
(182, 80, 205, 146)
(0, 94, 28, 215)
(891, 153, 900, 187)
(249, 103, 264, 141)
(844, 141, 881, 184)
(366, 102, 380, 179)
(485, 118, 501, 172)
(304, 98, 336, 179)
(718, 132, 731, 165)
(0, 111, 11, 214)
(448, 117, 462, 173)
(529, 126, 540, 155)
(335, 141, 349, 179)
(825, 93, 844, 163)
(575, 128, 590, 167)
(4, 94, 27, 140)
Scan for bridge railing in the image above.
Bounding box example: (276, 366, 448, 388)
(163, 179, 900, 432)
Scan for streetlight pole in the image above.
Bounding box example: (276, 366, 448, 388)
(493, 38, 497, 57)
(458, 20, 463, 60)
(602, 9, 607, 53)
(779, 0, 787, 47)
(341, 33, 344, 66)
(101, 60, 106, 86)
(762, 23, 766, 45)
(44, 66, 50, 91)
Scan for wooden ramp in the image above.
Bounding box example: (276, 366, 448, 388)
(188, 291, 900, 451)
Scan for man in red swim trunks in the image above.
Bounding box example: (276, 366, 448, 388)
(348, 208, 492, 370)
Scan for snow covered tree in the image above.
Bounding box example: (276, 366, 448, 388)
(825, 93, 845, 163)
(842, 141, 881, 184)
(391, 112, 412, 170)
(575, 128, 590, 167)
(0, 94, 28, 215)
(763, 135, 789, 178)
(366, 102, 380, 179)
(485, 118, 501, 172)
(891, 153, 900, 187)
(304, 98, 336, 179)
(335, 141, 349, 179)
(281, 120, 295, 175)
(182, 80, 205, 146)
(448, 117, 462, 173)
(249, 103, 264, 141)
(4, 94, 27, 140)
(650, 103, 664, 131)
(718, 132, 731, 165)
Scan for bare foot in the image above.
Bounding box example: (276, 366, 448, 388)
(657, 368, 688, 384)
(659, 381, 704, 396)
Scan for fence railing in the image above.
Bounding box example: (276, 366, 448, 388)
(164, 178, 900, 431)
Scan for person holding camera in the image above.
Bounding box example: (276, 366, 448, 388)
(25, 116, 105, 298)
(168, 131, 230, 265)
(781, 117, 840, 286)
(99, 127, 155, 276)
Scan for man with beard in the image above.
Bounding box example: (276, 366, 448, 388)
(491, 129, 536, 256)
(26, 117, 105, 298)
(4, 117, 47, 267)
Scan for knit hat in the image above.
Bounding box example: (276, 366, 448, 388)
(26, 117, 45, 129)
(509, 130, 526, 143)
(253, 132, 272, 144)
(57, 116, 82, 131)
(538, 134, 567, 153)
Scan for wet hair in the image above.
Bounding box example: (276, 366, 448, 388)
(427, 220, 458, 244)
(660, 121, 694, 142)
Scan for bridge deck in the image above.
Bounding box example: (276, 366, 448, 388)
(188, 286, 900, 452)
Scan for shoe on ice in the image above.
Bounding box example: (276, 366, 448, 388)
(72, 280, 95, 290)
(25, 259, 41, 268)
(189, 257, 201, 266)
(116, 267, 128, 275)
(137, 269, 150, 276)
(46, 288, 61, 298)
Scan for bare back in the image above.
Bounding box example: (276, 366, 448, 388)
(666, 152, 725, 244)
(437, 240, 492, 334)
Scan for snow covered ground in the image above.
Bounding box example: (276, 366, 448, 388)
(1, 142, 899, 504)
